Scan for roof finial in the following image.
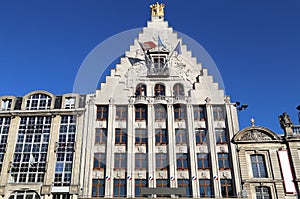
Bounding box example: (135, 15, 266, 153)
(250, 118, 255, 126)
(150, 2, 165, 17)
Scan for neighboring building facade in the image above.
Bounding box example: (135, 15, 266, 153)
(0, 3, 299, 199)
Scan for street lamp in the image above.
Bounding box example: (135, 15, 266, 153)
(296, 105, 300, 124)
(234, 101, 248, 111)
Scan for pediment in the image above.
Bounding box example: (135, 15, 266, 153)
(234, 126, 281, 143)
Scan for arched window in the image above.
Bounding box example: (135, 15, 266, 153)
(255, 186, 271, 199)
(251, 154, 268, 178)
(26, 94, 51, 110)
(173, 83, 184, 96)
(154, 84, 165, 96)
(136, 84, 146, 96)
(9, 190, 40, 199)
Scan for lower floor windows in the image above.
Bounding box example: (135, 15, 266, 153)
(135, 179, 148, 197)
(199, 179, 212, 197)
(92, 179, 105, 197)
(8, 190, 40, 199)
(221, 179, 234, 198)
(52, 194, 70, 199)
(256, 186, 271, 199)
(178, 179, 191, 197)
(114, 179, 126, 197)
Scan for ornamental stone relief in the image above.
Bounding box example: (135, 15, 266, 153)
(238, 130, 272, 141)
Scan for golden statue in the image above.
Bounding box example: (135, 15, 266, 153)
(150, 2, 165, 17)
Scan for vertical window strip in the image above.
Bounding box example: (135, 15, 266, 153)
(0, 117, 10, 171)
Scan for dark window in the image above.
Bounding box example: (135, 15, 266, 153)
(135, 105, 147, 121)
(175, 129, 187, 144)
(199, 179, 212, 197)
(116, 106, 127, 121)
(95, 128, 107, 144)
(156, 179, 170, 187)
(215, 128, 227, 144)
(135, 153, 147, 170)
(256, 186, 271, 199)
(221, 179, 234, 198)
(155, 105, 167, 121)
(213, 106, 225, 121)
(195, 128, 207, 145)
(218, 153, 230, 169)
(197, 153, 210, 169)
(193, 106, 205, 121)
(135, 129, 147, 145)
(156, 153, 168, 170)
(155, 129, 168, 145)
(0, 117, 10, 171)
(135, 179, 148, 197)
(93, 153, 106, 170)
(176, 153, 189, 170)
(173, 84, 184, 96)
(92, 179, 105, 197)
(97, 106, 108, 121)
(174, 105, 186, 121)
(251, 155, 268, 178)
(115, 129, 127, 145)
(113, 179, 126, 197)
(178, 179, 191, 197)
(136, 84, 146, 96)
(154, 84, 165, 96)
(114, 153, 127, 170)
(153, 57, 165, 69)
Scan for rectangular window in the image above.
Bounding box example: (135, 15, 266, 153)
(215, 128, 227, 144)
(1, 99, 12, 111)
(156, 179, 170, 187)
(115, 129, 127, 145)
(114, 153, 127, 170)
(135, 105, 147, 121)
(197, 153, 210, 169)
(218, 153, 230, 170)
(94, 153, 106, 170)
(174, 105, 186, 121)
(135, 129, 147, 145)
(135, 179, 148, 197)
(0, 117, 10, 171)
(135, 153, 147, 170)
(175, 129, 187, 144)
(251, 155, 268, 178)
(64, 97, 76, 109)
(199, 179, 212, 197)
(221, 179, 234, 198)
(176, 153, 189, 170)
(116, 106, 127, 121)
(178, 179, 191, 197)
(155, 105, 167, 121)
(195, 128, 207, 145)
(193, 106, 205, 121)
(113, 179, 126, 197)
(97, 105, 108, 121)
(155, 129, 168, 145)
(95, 128, 107, 144)
(256, 186, 271, 199)
(156, 153, 168, 170)
(213, 106, 225, 121)
(92, 179, 105, 197)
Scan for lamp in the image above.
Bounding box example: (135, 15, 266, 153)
(234, 101, 248, 111)
(297, 105, 300, 124)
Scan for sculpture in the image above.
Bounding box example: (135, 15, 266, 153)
(150, 2, 165, 17)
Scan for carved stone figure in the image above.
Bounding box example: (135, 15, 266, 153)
(150, 2, 165, 17)
(279, 112, 293, 129)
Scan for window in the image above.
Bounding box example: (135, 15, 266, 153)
(251, 155, 268, 178)
(173, 84, 184, 96)
(256, 186, 271, 199)
(8, 190, 40, 199)
(199, 179, 212, 197)
(156, 153, 168, 170)
(135, 105, 147, 121)
(26, 94, 51, 110)
(95, 128, 107, 144)
(176, 153, 189, 170)
(155, 129, 168, 145)
(11, 116, 51, 183)
(195, 128, 207, 145)
(116, 106, 127, 121)
(1, 99, 12, 111)
(96, 105, 108, 120)
(218, 153, 230, 170)
(64, 97, 76, 109)
(115, 129, 127, 145)
(113, 179, 126, 197)
(52, 194, 70, 199)
(221, 179, 234, 198)
(174, 105, 186, 121)
(0, 117, 10, 171)
(135, 179, 148, 197)
(114, 153, 127, 170)
(156, 179, 169, 187)
(213, 106, 225, 121)
(135, 153, 147, 170)
(153, 57, 165, 69)
(178, 179, 191, 197)
(136, 84, 146, 96)
(193, 106, 205, 121)
(215, 128, 227, 144)
(155, 105, 166, 121)
(175, 129, 187, 144)
(92, 179, 105, 197)
(154, 84, 165, 96)
(135, 129, 147, 145)
(197, 153, 210, 169)
(94, 153, 106, 170)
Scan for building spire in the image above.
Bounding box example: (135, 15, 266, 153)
(150, 2, 165, 17)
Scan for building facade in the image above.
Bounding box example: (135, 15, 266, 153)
(0, 3, 299, 199)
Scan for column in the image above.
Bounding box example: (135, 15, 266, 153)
(126, 104, 134, 198)
(147, 104, 156, 188)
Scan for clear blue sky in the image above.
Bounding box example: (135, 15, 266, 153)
(0, 1, 299, 133)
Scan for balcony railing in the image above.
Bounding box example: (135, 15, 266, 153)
(292, 126, 300, 134)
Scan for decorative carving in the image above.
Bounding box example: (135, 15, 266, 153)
(150, 2, 165, 17)
(279, 112, 293, 129)
(224, 96, 230, 103)
(238, 130, 272, 141)
(205, 97, 211, 104)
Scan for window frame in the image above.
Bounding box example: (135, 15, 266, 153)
(197, 153, 210, 170)
(115, 128, 127, 145)
(114, 153, 127, 170)
(193, 106, 206, 121)
(251, 154, 268, 178)
(135, 105, 147, 121)
(218, 153, 230, 170)
(116, 106, 127, 121)
(174, 104, 186, 121)
(156, 153, 168, 170)
(155, 129, 168, 145)
(95, 128, 107, 144)
(154, 84, 166, 96)
(96, 106, 108, 121)
(92, 179, 105, 197)
(176, 153, 189, 170)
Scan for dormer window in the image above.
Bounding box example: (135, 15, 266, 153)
(153, 56, 165, 69)
(1, 99, 12, 111)
(65, 97, 76, 109)
(26, 94, 51, 110)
